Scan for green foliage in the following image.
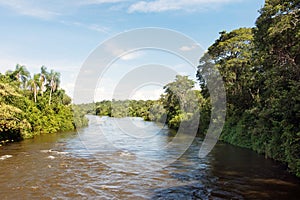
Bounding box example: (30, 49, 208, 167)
(72, 105, 89, 129)
(197, 27, 256, 116)
(93, 99, 158, 121)
(148, 101, 166, 122)
(197, 0, 300, 177)
(85, 75, 205, 133)
(128, 100, 155, 120)
(0, 82, 31, 141)
(198, 98, 211, 134)
(252, 0, 300, 177)
(95, 101, 111, 116)
(160, 75, 204, 131)
(0, 65, 88, 142)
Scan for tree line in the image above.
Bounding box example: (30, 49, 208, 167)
(78, 75, 204, 131)
(0, 65, 88, 144)
(199, 0, 299, 177)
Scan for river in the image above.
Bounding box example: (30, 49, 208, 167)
(0, 115, 299, 199)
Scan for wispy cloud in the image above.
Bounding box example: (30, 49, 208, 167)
(79, 0, 128, 5)
(0, 0, 244, 18)
(130, 88, 164, 100)
(88, 24, 111, 34)
(0, 0, 60, 19)
(120, 51, 143, 60)
(60, 20, 111, 34)
(128, 0, 241, 13)
(102, 42, 144, 61)
(0, 0, 128, 19)
(179, 44, 198, 52)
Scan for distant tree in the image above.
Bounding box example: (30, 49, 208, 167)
(161, 75, 201, 129)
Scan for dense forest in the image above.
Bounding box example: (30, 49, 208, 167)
(211, 0, 299, 177)
(79, 0, 300, 177)
(0, 65, 88, 144)
(188, 0, 299, 177)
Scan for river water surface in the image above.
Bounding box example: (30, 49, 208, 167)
(0, 116, 299, 199)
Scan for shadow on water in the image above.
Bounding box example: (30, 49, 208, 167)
(151, 139, 300, 200)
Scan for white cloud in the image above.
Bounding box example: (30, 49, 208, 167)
(0, 0, 128, 19)
(87, 24, 111, 34)
(0, 0, 243, 18)
(0, 0, 60, 19)
(79, 0, 127, 5)
(128, 0, 241, 13)
(60, 20, 110, 34)
(130, 88, 164, 100)
(102, 42, 144, 61)
(179, 44, 198, 51)
(119, 51, 143, 60)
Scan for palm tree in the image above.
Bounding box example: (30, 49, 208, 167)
(39, 66, 47, 96)
(6, 64, 30, 89)
(16, 64, 30, 89)
(28, 74, 40, 103)
(48, 70, 60, 105)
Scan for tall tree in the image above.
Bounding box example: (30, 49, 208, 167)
(39, 66, 47, 96)
(197, 28, 255, 115)
(6, 64, 30, 89)
(161, 75, 200, 129)
(28, 74, 40, 103)
(254, 0, 300, 175)
(48, 70, 60, 105)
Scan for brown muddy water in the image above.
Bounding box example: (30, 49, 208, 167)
(0, 116, 299, 199)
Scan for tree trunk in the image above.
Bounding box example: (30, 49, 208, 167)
(49, 88, 52, 105)
(34, 84, 37, 103)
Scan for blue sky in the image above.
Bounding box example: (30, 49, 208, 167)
(0, 0, 264, 101)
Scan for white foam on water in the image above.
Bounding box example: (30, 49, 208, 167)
(47, 155, 55, 159)
(0, 155, 13, 160)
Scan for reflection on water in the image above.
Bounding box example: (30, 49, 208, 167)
(0, 115, 299, 199)
(74, 116, 196, 173)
